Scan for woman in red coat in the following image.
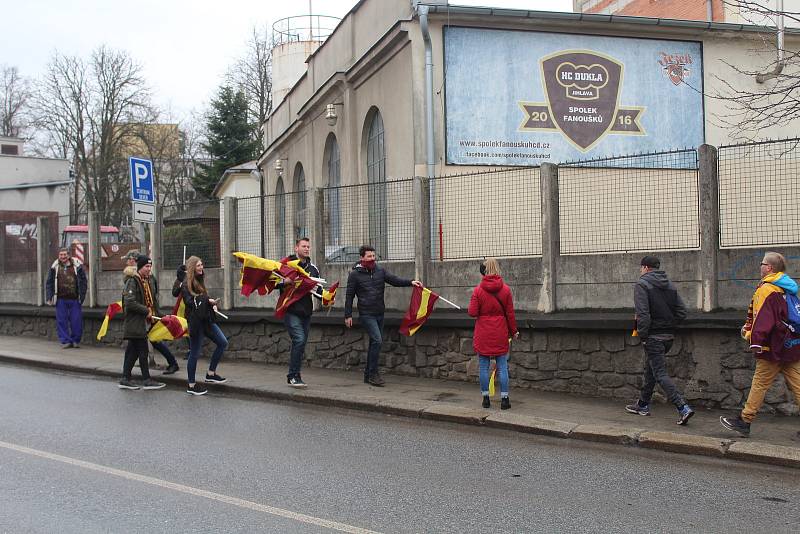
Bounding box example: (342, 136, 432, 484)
(468, 258, 519, 409)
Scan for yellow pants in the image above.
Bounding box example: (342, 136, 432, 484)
(741, 359, 800, 423)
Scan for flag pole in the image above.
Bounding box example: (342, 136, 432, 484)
(436, 294, 461, 310)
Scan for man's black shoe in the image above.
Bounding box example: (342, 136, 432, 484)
(367, 374, 385, 387)
(720, 415, 751, 437)
(288, 375, 307, 388)
(163, 364, 179, 375)
(118, 379, 140, 390)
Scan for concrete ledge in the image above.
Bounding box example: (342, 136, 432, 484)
(570, 424, 642, 445)
(726, 441, 800, 468)
(376, 398, 433, 417)
(485, 412, 577, 438)
(638, 431, 730, 458)
(421, 404, 488, 425)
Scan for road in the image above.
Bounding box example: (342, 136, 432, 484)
(1, 364, 798, 533)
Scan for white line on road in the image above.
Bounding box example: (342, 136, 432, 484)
(0, 439, 381, 534)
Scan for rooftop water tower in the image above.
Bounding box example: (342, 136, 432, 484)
(271, 12, 341, 106)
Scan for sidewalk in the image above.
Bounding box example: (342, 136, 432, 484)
(2, 335, 799, 469)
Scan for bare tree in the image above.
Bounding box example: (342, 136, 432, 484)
(0, 65, 31, 138)
(33, 46, 152, 224)
(714, 1, 800, 135)
(227, 25, 273, 148)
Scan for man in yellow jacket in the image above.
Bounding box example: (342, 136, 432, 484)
(720, 252, 800, 436)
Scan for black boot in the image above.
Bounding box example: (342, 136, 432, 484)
(501, 397, 511, 410)
(482, 395, 490, 408)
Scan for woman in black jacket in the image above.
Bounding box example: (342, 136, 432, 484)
(182, 256, 228, 396)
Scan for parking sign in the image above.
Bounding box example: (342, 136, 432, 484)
(129, 157, 155, 203)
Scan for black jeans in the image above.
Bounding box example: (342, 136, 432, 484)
(122, 338, 150, 380)
(639, 337, 685, 408)
(151, 341, 178, 367)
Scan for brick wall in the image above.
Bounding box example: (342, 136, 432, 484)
(582, 0, 725, 22)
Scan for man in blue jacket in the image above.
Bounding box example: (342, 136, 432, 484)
(45, 248, 88, 348)
(344, 245, 421, 386)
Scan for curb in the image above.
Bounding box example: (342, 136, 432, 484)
(2, 352, 798, 470)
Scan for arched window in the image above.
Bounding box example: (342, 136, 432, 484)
(274, 177, 286, 256)
(324, 135, 341, 246)
(366, 110, 387, 259)
(293, 163, 307, 240)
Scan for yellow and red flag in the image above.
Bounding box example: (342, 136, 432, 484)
(96, 301, 123, 340)
(148, 315, 189, 342)
(172, 295, 186, 319)
(399, 286, 439, 336)
(233, 252, 284, 296)
(488, 367, 497, 397)
(275, 273, 319, 319)
(322, 281, 339, 307)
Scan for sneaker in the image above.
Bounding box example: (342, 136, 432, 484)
(501, 397, 511, 410)
(118, 379, 140, 390)
(163, 363, 180, 375)
(625, 401, 651, 416)
(72, 343, 80, 349)
(677, 404, 695, 425)
(366, 373, 385, 387)
(187, 383, 208, 396)
(142, 379, 166, 390)
(720, 415, 750, 436)
(61, 343, 73, 349)
(205, 373, 228, 384)
(482, 396, 490, 408)
(288, 375, 307, 388)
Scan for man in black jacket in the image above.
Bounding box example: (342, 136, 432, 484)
(344, 245, 422, 386)
(626, 256, 694, 425)
(281, 238, 322, 388)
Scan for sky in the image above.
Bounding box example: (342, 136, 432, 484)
(1, 0, 572, 119)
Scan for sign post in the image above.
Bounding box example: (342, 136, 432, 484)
(129, 157, 156, 255)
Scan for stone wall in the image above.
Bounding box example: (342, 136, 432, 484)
(1, 305, 796, 416)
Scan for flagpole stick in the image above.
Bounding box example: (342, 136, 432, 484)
(436, 295, 461, 310)
(183, 246, 186, 264)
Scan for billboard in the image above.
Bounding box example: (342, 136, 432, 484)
(444, 27, 704, 165)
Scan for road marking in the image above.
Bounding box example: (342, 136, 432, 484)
(0, 439, 380, 534)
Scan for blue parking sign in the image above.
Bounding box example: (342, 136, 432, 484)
(129, 157, 155, 203)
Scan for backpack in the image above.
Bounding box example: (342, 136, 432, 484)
(784, 292, 800, 333)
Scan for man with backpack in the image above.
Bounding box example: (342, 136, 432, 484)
(625, 256, 695, 425)
(720, 252, 800, 436)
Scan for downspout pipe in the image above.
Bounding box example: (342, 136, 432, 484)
(756, 0, 786, 83)
(706, 0, 713, 22)
(419, 4, 435, 179)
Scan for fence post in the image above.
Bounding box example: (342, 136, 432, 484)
(221, 197, 236, 311)
(698, 144, 719, 312)
(538, 163, 559, 313)
(36, 216, 49, 307)
(309, 187, 325, 267)
(87, 211, 100, 308)
(0, 222, 5, 276)
(151, 205, 163, 274)
(414, 176, 431, 283)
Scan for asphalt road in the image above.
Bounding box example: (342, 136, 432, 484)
(2, 363, 799, 533)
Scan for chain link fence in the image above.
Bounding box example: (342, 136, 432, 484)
(428, 168, 542, 260)
(162, 200, 221, 268)
(323, 179, 415, 263)
(558, 149, 700, 255)
(719, 138, 800, 248)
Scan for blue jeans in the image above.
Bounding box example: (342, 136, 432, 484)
(55, 298, 82, 344)
(187, 323, 228, 384)
(479, 354, 509, 398)
(359, 314, 384, 377)
(151, 341, 177, 367)
(284, 312, 311, 377)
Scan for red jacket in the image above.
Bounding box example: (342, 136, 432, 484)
(468, 275, 517, 357)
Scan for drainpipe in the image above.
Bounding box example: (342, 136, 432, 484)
(419, 4, 435, 179)
(756, 0, 785, 83)
(706, 0, 713, 21)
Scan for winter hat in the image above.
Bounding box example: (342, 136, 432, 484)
(640, 256, 661, 269)
(136, 255, 153, 270)
(124, 249, 141, 261)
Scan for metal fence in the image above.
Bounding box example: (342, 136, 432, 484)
(429, 168, 542, 260)
(162, 200, 222, 268)
(558, 149, 700, 255)
(235, 191, 308, 260)
(718, 138, 800, 248)
(323, 179, 415, 263)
